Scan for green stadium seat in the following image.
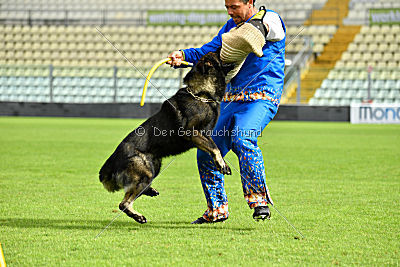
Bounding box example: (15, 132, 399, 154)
(336, 89, 347, 99)
(348, 87, 359, 98)
(314, 88, 325, 101)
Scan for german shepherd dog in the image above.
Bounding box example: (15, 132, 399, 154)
(99, 52, 234, 223)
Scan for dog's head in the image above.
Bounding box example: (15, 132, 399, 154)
(186, 51, 236, 78)
(183, 51, 235, 96)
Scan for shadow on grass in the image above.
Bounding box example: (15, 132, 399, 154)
(145, 220, 254, 231)
(0, 218, 254, 232)
(0, 218, 137, 231)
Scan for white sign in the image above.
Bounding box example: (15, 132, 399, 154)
(351, 103, 400, 124)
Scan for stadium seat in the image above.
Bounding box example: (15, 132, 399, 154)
(2, 1, 398, 106)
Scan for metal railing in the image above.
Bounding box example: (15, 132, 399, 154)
(0, 64, 186, 103)
(283, 36, 313, 104)
(0, 9, 145, 26)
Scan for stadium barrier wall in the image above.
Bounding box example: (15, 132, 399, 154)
(275, 105, 350, 121)
(0, 102, 350, 121)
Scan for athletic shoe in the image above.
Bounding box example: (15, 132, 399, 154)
(253, 206, 271, 221)
(191, 217, 227, 224)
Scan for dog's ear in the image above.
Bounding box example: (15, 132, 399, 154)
(199, 59, 214, 75)
(222, 63, 235, 76)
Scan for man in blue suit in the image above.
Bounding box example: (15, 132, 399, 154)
(168, 0, 286, 224)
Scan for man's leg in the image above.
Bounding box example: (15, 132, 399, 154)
(194, 102, 236, 223)
(230, 100, 277, 211)
(196, 152, 229, 222)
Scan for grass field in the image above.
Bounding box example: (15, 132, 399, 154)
(0, 117, 399, 266)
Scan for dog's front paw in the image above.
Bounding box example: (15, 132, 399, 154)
(220, 162, 231, 175)
(216, 160, 231, 175)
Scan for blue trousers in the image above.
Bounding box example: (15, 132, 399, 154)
(197, 100, 277, 221)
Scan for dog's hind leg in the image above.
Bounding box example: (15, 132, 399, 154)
(119, 180, 152, 224)
(118, 155, 158, 223)
(141, 187, 159, 197)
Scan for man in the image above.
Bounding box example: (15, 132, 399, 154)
(168, 0, 286, 224)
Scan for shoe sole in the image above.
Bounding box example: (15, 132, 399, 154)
(253, 214, 271, 221)
(191, 217, 228, 224)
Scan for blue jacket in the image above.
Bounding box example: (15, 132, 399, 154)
(182, 10, 286, 107)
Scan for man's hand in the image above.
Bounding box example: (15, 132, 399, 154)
(167, 50, 184, 67)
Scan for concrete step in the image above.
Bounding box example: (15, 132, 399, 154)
(303, 72, 329, 80)
(322, 46, 349, 53)
(309, 62, 335, 68)
(335, 26, 362, 33)
(316, 54, 343, 61)
(301, 81, 323, 88)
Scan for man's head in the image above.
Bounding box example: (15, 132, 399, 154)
(225, 0, 256, 25)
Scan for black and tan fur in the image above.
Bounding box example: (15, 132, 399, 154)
(99, 52, 234, 223)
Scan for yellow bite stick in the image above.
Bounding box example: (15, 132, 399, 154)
(0, 243, 6, 267)
(140, 58, 192, 106)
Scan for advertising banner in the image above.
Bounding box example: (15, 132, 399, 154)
(147, 10, 228, 26)
(350, 103, 400, 124)
(369, 8, 400, 25)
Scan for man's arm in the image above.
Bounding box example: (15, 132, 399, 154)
(168, 21, 231, 67)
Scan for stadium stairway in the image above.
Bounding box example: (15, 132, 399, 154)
(305, 0, 350, 25)
(286, 25, 361, 104)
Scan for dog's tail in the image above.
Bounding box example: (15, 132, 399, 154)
(99, 155, 120, 193)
